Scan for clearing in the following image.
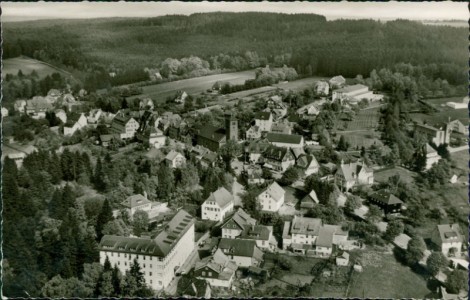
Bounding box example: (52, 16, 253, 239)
(128, 70, 256, 102)
(374, 166, 417, 184)
(3, 56, 72, 79)
(273, 76, 330, 92)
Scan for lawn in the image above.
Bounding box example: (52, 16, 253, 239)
(345, 106, 381, 131)
(347, 250, 432, 299)
(128, 70, 256, 102)
(410, 108, 468, 125)
(342, 131, 383, 149)
(374, 166, 417, 184)
(272, 76, 330, 92)
(3, 56, 71, 79)
(450, 149, 469, 174)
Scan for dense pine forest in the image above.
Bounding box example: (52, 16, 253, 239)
(3, 12, 467, 88)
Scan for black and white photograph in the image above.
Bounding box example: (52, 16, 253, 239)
(1, 1, 468, 298)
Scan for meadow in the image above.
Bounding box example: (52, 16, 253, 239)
(3, 57, 71, 79)
(272, 76, 330, 92)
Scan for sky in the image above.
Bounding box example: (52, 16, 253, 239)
(1, 1, 468, 22)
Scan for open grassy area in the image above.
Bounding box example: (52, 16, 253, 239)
(343, 131, 384, 149)
(3, 57, 71, 79)
(374, 166, 417, 184)
(346, 106, 381, 131)
(348, 250, 432, 298)
(410, 108, 468, 125)
(128, 70, 256, 102)
(273, 76, 329, 92)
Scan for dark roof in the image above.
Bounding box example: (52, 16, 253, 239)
(197, 125, 226, 142)
(177, 275, 209, 297)
(266, 132, 303, 145)
(240, 225, 271, 241)
(263, 145, 291, 161)
(202, 151, 218, 163)
(370, 190, 403, 205)
(222, 208, 256, 230)
(255, 111, 272, 120)
(218, 238, 259, 258)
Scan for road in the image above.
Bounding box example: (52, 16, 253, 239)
(448, 145, 468, 153)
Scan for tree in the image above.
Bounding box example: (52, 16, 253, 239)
(337, 135, 350, 151)
(344, 195, 362, 213)
(93, 157, 107, 192)
(111, 265, 123, 296)
(218, 139, 241, 172)
(383, 219, 404, 242)
(446, 269, 468, 294)
(241, 186, 262, 219)
(405, 236, 426, 265)
(366, 204, 382, 223)
(132, 210, 149, 236)
(412, 144, 427, 173)
(157, 164, 175, 200)
(102, 219, 131, 236)
(426, 251, 448, 276)
(96, 199, 114, 241)
(279, 166, 300, 186)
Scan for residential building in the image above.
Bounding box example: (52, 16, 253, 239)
(263, 145, 295, 172)
(122, 193, 152, 219)
(296, 154, 320, 176)
(157, 112, 182, 132)
(238, 224, 277, 251)
(368, 190, 404, 214)
(246, 125, 262, 140)
(329, 75, 346, 89)
(332, 84, 377, 103)
(25, 97, 53, 119)
(194, 249, 238, 288)
(99, 210, 195, 291)
(165, 150, 186, 168)
(335, 160, 374, 191)
(217, 238, 264, 267)
(221, 208, 257, 239)
(140, 98, 155, 111)
(246, 140, 270, 164)
(432, 224, 463, 258)
(446, 96, 468, 109)
(175, 91, 188, 104)
(314, 81, 330, 96)
(2, 107, 9, 117)
(270, 121, 293, 134)
(245, 166, 265, 185)
(14, 100, 27, 113)
(336, 252, 350, 266)
(315, 224, 349, 257)
(296, 103, 321, 116)
(300, 190, 319, 210)
(266, 132, 304, 149)
(177, 275, 211, 298)
(139, 127, 166, 149)
(1, 143, 38, 168)
(257, 181, 285, 212)
(87, 108, 103, 124)
(393, 233, 411, 250)
(414, 123, 451, 146)
(447, 119, 468, 135)
(64, 113, 88, 136)
(254, 112, 273, 132)
(201, 187, 234, 222)
(54, 109, 67, 124)
(426, 144, 441, 170)
(110, 115, 140, 140)
(201, 151, 218, 168)
(264, 97, 288, 120)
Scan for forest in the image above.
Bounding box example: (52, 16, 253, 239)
(3, 12, 467, 90)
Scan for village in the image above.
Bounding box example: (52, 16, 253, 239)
(2, 64, 468, 299)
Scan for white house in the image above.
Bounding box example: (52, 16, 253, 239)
(54, 109, 67, 124)
(99, 210, 195, 291)
(254, 112, 273, 132)
(314, 81, 330, 96)
(257, 181, 285, 212)
(165, 150, 186, 168)
(335, 160, 374, 191)
(217, 238, 264, 267)
(329, 75, 346, 89)
(110, 115, 140, 140)
(296, 103, 320, 116)
(296, 154, 320, 176)
(336, 252, 350, 266)
(122, 194, 152, 219)
(194, 249, 238, 288)
(432, 224, 463, 258)
(1, 143, 38, 168)
(446, 96, 468, 109)
(146, 128, 166, 149)
(221, 208, 257, 239)
(64, 113, 88, 136)
(332, 84, 376, 103)
(246, 125, 263, 140)
(87, 108, 103, 124)
(425, 144, 441, 170)
(201, 187, 234, 222)
(2, 107, 9, 117)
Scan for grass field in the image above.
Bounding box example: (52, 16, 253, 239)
(336, 106, 384, 148)
(3, 57, 71, 79)
(374, 166, 417, 184)
(128, 70, 256, 102)
(410, 105, 468, 125)
(450, 149, 469, 174)
(343, 131, 384, 149)
(348, 250, 432, 298)
(346, 106, 381, 131)
(273, 76, 330, 92)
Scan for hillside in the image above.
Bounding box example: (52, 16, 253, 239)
(2, 12, 467, 85)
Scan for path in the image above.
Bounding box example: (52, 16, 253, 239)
(448, 145, 468, 153)
(233, 181, 245, 207)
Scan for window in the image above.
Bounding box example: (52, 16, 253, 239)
(202, 271, 205, 276)
(150, 280, 153, 284)
(208, 272, 212, 276)
(118, 261, 120, 265)
(158, 281, 162, 285)
(143, 264, 146, 268)
(111, 253, 114, 257)
(118, 253, 120, 257)
(150, 264, 152, 268)
(150, 272, 152, 276)
(150, 257, 152, 261)
(143, 256, 146, 260)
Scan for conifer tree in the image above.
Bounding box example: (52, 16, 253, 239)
(96, 199, 114, 241)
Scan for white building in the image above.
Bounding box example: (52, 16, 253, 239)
(165, 150, 186, 168)
(99, 209, 195, 291)
(221, 208, 257, 239)
(257, 181, 285, 212)
(254, 112, 273, 132)
(217, 238, 264, 267)
(201, 187, 234, 222)
(332, 84, 378, 104)
(446, 96, 468, 109)
(2, 107, 9, 117)
(54, 109, 68, 124)
(111, 115, 140, 140)
(194, 249, 238, 288)
(1, 143, 38, 168)
(64, 113, 88, 136)
(433, 224, 463, 258)
(314, 81, 330, 96)
(87, 109, 103, 124)
(123, 194, 152, 219)
(425, 144, 441, 170)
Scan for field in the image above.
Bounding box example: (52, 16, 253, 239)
(411, 97, 468, 125)
(374, 166, 417, 184)
(347, 250, 432, 298)
(273, 76, 330, 92)
(450, 148, 469, 174)
(128, 70, 256, 102)
(337, 105, 384, 148)
(2, 57, 71, 79)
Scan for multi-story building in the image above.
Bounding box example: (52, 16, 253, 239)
(266, 132, 304, 149)
(64, 113, 88, 136)
(110, 115, 140, 140)
(414, 123, 451, 146)
(254, 112, 273, 132)
(165, 150, 186, 168)
(221, 208, 256, 239)
(425, 144, 441, 170)
(123, 194, 152, 219)
(257, 181, 285, 212)
(217, 238, 264, 267)
(335, 160, 374, 191)
(201, 187, 234, 222)
(99, 210, 195, 291)
(263, 145, 295, 172)
(194, 249, 238, 288)
(329, 75, 346, 89)
(432, 224, 463, 258)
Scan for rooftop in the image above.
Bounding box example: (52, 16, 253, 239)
(204, 187, 234, 209)
(266, 132, 303, 145)
(335, 84, 368, 94)
(260, 181, 285, 202)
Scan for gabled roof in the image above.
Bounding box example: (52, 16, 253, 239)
(195, 249, 237, 277)
(437, 224, 462, 244)
(255, 112, 272, 121)
(301, 190, 319, 209)
(426, 144, 438, 154)
(297, 154, 319, 169)
(240, 224, 271, 241)
(290, 216, 322, 235)
(247, 140, 271, 154)
(263, 145, 293, 161)
(291, 148, 306, 160)
(218, 238, 262, 260)
(222, 208, 256, 230)
(197, 125, 226, 142)
(316, 225, 345, 248)
(329, 75, 346, 85)
(337, 161, 372, 182)
(393, 233, 411, 250)
(204, 187, 234, 209)
(202, 151, 218, 163)
(369, 190, 403, 205)
(165, 150, 184, 161)
(123, 194, 151, 208)
(260, 181, 285, 202)
(177, 275, 209, 297)
(266, 132, 302, 145)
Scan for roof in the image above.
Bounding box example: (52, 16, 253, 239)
(329, 75, 346, 84)
(337, 161, 372, 182)
(218, 238, 261, 258)
(165, 150, 184, 161)
(291, 148, 306, 160)
(255, 111, 272, 120)
(338, 252, 350, 260)
(99, 209, 195, 257)
(335, 84, 368, 94)
(370, 190, 404, 205)
(100, 134, 115, 142)
(301, 190, 319, 208)
(266, 132, 302, 145)
(263, 145, 292, 161)
(123, 194, 151, 209)
(393, 233, 411, 250)
(260, 181, 285, 202)
(197, 125, 226, 142)
(426, 144, 438, 154)
(437, 224, 462, 244)
(202, 151, 218, 163)
(290, 216, 322, 235)
(195, 249, 237, 277)
(240, 225, 271, 241)
(297, 154, 318, 169)
(177, 275, 209, 297)
(222, 208, 257, 230)
(246, 140, 271, 154)
(316, 226, 335, 248)
(204, 187, 234, 209)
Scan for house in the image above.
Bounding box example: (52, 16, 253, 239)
(139, 127, 166, 149)
(425, 144, 441, 170)
(246, 140, 270, 164)
(195, 114, 238, 152)
(329, 76, 346, 89)
(245, 166, 265, 185)
(336, 252, 350, 266)
(87, 109, 103, 124)
(266, 132, 304, 149)
(446, 96, 469, 109)
(262, 145, 295, 172)
(217, 238, 264, 267)
(110, 115, 140, 140)
(368, 190, 404, 214)
(140, 98, 155, 111)
(14, 100, 27, 113)
(449, 174, 459, 184)
(332, 84, 375, 103)
(221, 208, 257, 239)
(25, 97, 53, 119)
(264, 97, 288, 120)
(300, 190, 319, 210)
(270, 121, 293, 134)
(432, 224, 463, 257)
(238, 224, 277, 251)
(257, 181, 285, 212)
(314, 81, 330, 96)
(296, 154, 320, 176)
(2, 107, 9, 117)
(414, 123, 451, 146)
(54, 109, 67, 124)
(201, 187, 235, 222)
(100, 134, 118, 148)
(254, 112, 273, 132)
(282, 216, 348, 257)
(175, 91, 188, 104)
(157, 112, 183, 132)
(201, 151, 219, 168)
(393, 233, 412, 250)
(246, 125, 262, 140)
(177, 275, 211, 298)
(447, 119, 468, 135)
(296, 103, 320, 116)
(99, 210, 195, 291)
(122, 193, 152, 219)
(335, 160, 374, 191)
(194, 249, 238, 288)
(165, 150, 186, 168)
(1, 143, 38, 168)
(64, 113, 88, 136)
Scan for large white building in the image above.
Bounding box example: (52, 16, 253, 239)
(201, 187, 234, 222)
(99, 210, 195, 291)
(111, 115, 140, 140)
(257, 181, 285, 212)
(123, 194, 152, 219)
(432, 224, 463, 258)
(254, 112, 273, 132)
(332, 84, 380, 104)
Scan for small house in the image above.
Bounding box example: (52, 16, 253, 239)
(432, 224, 463, 258)
(368, 190, 404, 214)
(300, 190, 319, 210)
(257, 181, 285, 212)
(217, 238, 264, 267)
(165, 150, 186, 168)
(201, 187, 234, 222)
(194, 249, 238, 288)
(336, 252, 350, 266)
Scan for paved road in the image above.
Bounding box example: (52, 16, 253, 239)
(448, 145, 469, 153)
(232, 181, 245, 207)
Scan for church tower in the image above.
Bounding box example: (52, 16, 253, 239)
(225, 113, 238, 141)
